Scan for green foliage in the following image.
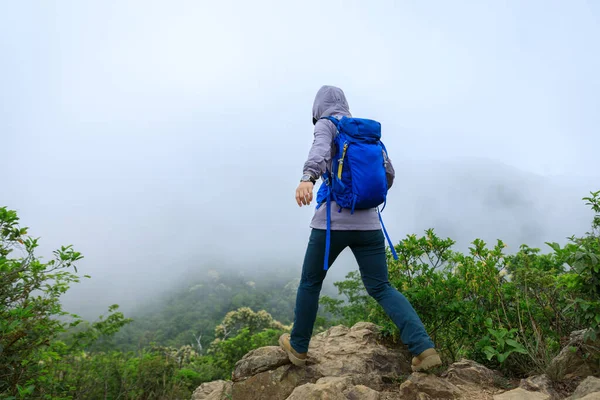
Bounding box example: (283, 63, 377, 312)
(213, 307, 288, 342)
(476, 318, 528, 364)
(0, 205, 296, 398)
(106, 271, 300, 354)
(0, 206, 85, 396)
(35, 347, 194, 399)
(34, 308, 287, 399)
(208, 327, 285, 375)
(548, 190, 600, 342)
(66, 304, 133, 351)
(322, 191, 600, 376)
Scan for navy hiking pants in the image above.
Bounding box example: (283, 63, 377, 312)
(290, 229, 434, 355)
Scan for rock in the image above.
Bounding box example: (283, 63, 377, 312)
(437, 359, 506, 400)
(547, 329, 600, 381)
(568, 376, 600, 400)
(229, 323, 411, 400)
(442, 359, 500, 387)
(345, 374, 385, 390)
(520, 374, 560, 399)
(231, 363, 319, 400)
(398, 372, 463, 400)
(577, 394, 600, 400)
(286, 377, 351, 400)
(286, 376, 381, 400)
(232, 346, 290, 381)
(493, 388, 550, 400)
(345, 385, 381, 400)
(307, 323, 411, 380)
(191, 380, 232, 400)
(193, 322, 530, 400)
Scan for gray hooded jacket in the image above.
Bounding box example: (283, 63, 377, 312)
(303, 85, 395, 231)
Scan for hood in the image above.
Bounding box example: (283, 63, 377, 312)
(312, 85, 350, 125)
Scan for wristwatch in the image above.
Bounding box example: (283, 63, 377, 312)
(301, 174, 316, 184)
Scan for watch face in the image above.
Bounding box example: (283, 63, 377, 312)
(302, 175, 312, 182)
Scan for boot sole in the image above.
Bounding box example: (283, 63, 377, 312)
(278, 336, 306, 367)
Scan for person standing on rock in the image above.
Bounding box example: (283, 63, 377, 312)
(279, 85, 442, 373)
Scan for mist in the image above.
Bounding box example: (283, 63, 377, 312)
(1, 1, 599, 319)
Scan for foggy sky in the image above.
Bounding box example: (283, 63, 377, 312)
(1, 1, 599, 318)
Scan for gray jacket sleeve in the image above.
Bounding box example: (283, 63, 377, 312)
(302, 120, 334, 180)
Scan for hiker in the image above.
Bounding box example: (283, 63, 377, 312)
(279, 85, 441, 372)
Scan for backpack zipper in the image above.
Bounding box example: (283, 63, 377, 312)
(337, 142, 349, 180)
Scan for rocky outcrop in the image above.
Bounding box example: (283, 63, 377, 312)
(442, 359, 502, 387)
(390, 359, 512, 400)
(191, 380, 232, 400)
(231, 345, 290, 381)
(567, 377, 600, 400)
(547, 329, 600, 381)
(286, 376, 380, 400)
(192, 323, 600, 400)
(493, 388, 551, 400)
(520, 374, 561, 400)
(230, 322, 409, 400)
(397, 372, 463, 399)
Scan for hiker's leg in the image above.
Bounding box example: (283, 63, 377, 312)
(290, 229, 347, 353)
(350, 230, 435, 356)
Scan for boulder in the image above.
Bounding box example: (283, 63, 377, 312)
(346, 385, 381, 400)
(493, 388, 550, 400)
(520, 374, 561, 400)
(442, 359, 500, 387)
(231, 363, 319, 400)
(568, 376, 600, 400)
(398, 372, 463, 400)
(306, 322, 411, 379)
(547, 329, 600, 381)
(191, 380, 232, 400)
(287, 376, 381, 400)
(232, 346, 289, 382)
(577, 395, 600, 400)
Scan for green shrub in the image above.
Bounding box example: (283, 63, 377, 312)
(321, 191, 600, 376)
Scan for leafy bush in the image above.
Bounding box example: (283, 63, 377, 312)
(0, 207, 131, 398)
(322, 191, 600, 376)
(0, 206, 85, 396)
(0, 206, 289, 398)
(208, 327, 285, 375)
(548, 190, 600, 340)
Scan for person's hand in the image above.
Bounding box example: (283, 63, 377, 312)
(295, 182, 314, 207)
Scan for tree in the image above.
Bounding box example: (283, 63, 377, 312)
(212, 307, 288, 343)
(207, 308, 289, 376)
(0, 207, 130, 398)
(547, 190, 600, 339)
(0, 207, 86, 396)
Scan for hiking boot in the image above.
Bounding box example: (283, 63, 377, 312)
(278, 333, 307, 366)
(411, 348, 442, 372)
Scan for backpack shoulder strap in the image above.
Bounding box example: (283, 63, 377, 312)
(320, 116, 340, 129)
(378, 207, 398, 261)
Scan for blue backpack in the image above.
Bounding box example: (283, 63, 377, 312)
(316, 116, 399, 270)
